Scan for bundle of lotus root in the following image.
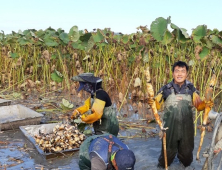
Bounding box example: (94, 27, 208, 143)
(34, 124, 86, 153)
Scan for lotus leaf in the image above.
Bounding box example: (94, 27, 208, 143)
(18, 30, 24, 36)
(121, 35, 129, 44)
(57, 28, 65, 34)
(150, 17, 170, 42)
(69, 26, 80, 42)
(30, 31, 37, 38)
(10, 52, 19, 59)
(162, 30, 173, 45)
(74, 118, 83, 124)
(192, 25, 207, 43)
(62, 98, 74, 109)
(85, 36, 95, 52)
(199, 46, 210, 60)
(211, 35, 222, 47)
(83, 129, 93, 135)
(59, 32, 69, 44)
(113, 34, 122, 43)
(171, 23, 189, 43)
(43, 35, 59, 47)
(201, 37, 213, 49)
(12, 92, 21, 99)
(51, 70, 63, 83)
(18, 37, 32, 46)
(79, 33, 92, 42)
(92, 29, 104, 43)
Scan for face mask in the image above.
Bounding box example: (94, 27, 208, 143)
(83, 83, 94, 94)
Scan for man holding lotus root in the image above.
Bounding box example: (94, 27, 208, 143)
(150, 61, 214, 168)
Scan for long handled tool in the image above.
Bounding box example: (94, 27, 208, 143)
(145, 67, 168, 170)
(196, 69, 217, 161)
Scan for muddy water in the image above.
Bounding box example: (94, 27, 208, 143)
(0, 122, 221, 170)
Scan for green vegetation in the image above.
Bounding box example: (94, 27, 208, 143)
(0, 16, 222, 115)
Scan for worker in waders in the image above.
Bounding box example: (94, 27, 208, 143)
(78, 134, 136, 170)
(71, 73, 119, 136)
(153, 61, 214, 168)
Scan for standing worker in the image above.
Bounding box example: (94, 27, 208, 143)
(152, 61, 214, 168)
(71, 73, 119, 136)
(78, 134, 136, 170)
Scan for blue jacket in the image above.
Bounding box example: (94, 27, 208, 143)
(89, 135, 129, 166)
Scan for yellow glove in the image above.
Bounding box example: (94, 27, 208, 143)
(148, 93, 163, 105)
(193, 92, 205, 111)
(81, 98, 105, 124)
(155, 92, 164, 110)
(71, 97, 91, 119)
(193, 92, 214, 111)
(205, 99, 214, 108)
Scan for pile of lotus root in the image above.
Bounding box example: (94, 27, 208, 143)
(34, 124, 86, 153)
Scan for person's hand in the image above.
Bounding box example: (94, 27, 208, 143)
(205, 99, 214, 108)
(159, 127, 168, 139)
(147, 98, 155, 106)
(161, 127, 168, 132)
(71, 109, 80, 119)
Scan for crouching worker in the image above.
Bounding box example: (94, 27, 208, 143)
(79, 134, 136, 170)
(71, 73, 119, 136)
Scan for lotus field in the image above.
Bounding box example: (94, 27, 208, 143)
(0, 16, 222, 124)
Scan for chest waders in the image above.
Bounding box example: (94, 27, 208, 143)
(158, 88, 194, 167)
(93, 106, 119, 136)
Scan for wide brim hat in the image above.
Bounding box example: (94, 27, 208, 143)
(71, 73, 102, 91)
(71, 73, 102, 83)
(71, 73, 93, 82)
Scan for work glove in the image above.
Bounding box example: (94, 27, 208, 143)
(148, 92, 163, 110)
(155, 92, 163, 110)
(147, 98, 155, 106)
(205, 99, 214, 108)
(71, 97, 91, 119)
(81, 98, 105, 124)
(71, 109, 80, 119)
(158, 127, 168, 139)
(193, 92, 205, 111)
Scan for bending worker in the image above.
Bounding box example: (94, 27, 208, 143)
(79, 134, 136, 170)
(152, 61, 214, 168)
(71, 73, 119, 136)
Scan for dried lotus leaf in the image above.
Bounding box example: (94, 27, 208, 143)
(119, 92, 124, 103)
(134, 77, 141, 87)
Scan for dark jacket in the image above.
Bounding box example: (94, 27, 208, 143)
(158, 80, 197, 101)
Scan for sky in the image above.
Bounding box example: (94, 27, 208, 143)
(1, 0, 222, 36)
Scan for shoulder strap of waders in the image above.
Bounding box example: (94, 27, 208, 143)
(170, 87, 175, 94)
(185, 86, 189, 96)
(102, 135, 123, 170)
